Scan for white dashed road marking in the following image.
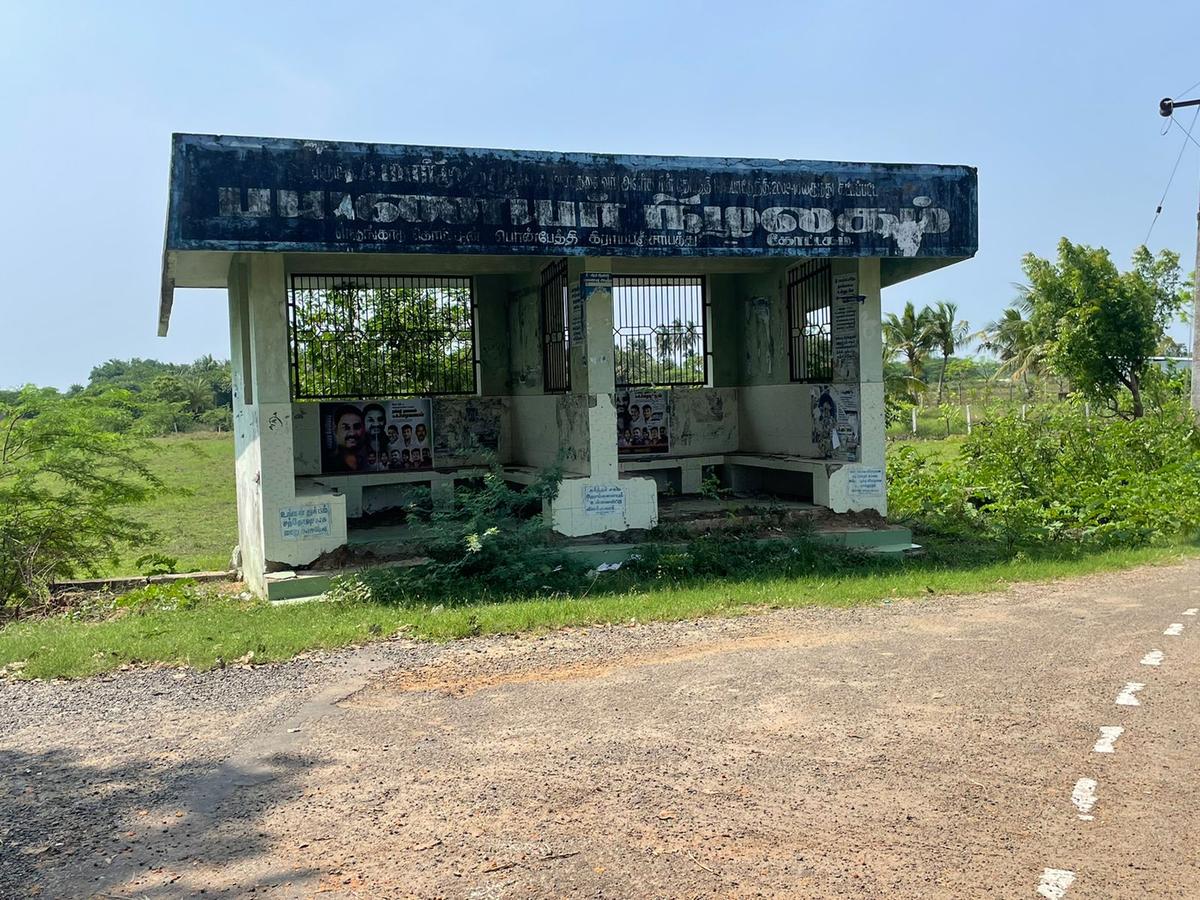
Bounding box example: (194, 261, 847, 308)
(1184, 608, 1198, 616)
(1140, 649, 1164, 666)
(1115, 682, 1145, 706)
(1037, 867, 1076, 898)
(1164, 623, 1184, 636)
(1092, 726, 1124, 754)
(1071, 778, 1098, 821)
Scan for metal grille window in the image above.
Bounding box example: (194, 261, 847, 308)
(540, 259, 570, 392)
(613, 275, 707, 387)
(787, 262, 833, 382)
(288, 274, 477, 400)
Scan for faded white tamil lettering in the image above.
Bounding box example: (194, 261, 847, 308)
(1140, 649, 1164, 666)
(1164, 623, 1184, 636)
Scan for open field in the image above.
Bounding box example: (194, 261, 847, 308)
(103, 433, 237, 576)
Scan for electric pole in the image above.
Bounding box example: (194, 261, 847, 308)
(1160, 96, 1200, 415)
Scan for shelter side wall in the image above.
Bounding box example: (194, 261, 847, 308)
(506, 275, 544, 396)
(245, 254, 347, 578)
(475, 274, 510, 397)
(826, 257, 887, 514)
(737, 268, 790, 386)
(707, 274, 740, 389)
(228, 261, 266, 592)
(506, 268, 568, 470)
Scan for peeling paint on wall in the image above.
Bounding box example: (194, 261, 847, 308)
(556, 394, 591, 471)
(743, 296, 776, 380)
(669, 387, 739, 454)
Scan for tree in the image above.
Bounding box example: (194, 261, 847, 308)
(883, 301, 934, 390)
(926, 301, 970, 405)
(1023, 240, 1184, 418)
(290, 284, 474, 397)
(974, 289, 1043, 397)
(0, 388, 162, 609)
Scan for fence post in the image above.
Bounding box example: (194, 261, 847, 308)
(966, 404, 972, 435)
(1084, 402, 1090, 420)
(911, 406, 918, 435)
(1021, 403, 1027, 421)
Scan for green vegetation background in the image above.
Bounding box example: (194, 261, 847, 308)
(104, 434, 237, 575)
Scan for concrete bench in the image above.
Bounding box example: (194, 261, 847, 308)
(618, 452, 841, 500)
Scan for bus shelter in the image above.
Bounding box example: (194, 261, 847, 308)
(158, 134, 978, 596)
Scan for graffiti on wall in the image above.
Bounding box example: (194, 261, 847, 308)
(167, 135, 978, 260)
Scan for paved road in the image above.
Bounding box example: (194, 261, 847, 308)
(2, 561, 1199, 898)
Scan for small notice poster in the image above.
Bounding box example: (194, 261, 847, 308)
(616, 388, 669, 455)
(583, 484, 626, 516)
(811, 384, 861, 462)
(279, 502, 332, 540)
(846, 468, 885, 499)
(832, 273, 860, 382)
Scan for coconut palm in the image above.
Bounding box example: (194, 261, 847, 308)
(973, 287, 1043, 396)
(927, 301, 970, 405)
(882, 301, 934, 386)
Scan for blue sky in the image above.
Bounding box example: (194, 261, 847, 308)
(2, 1, 1198, 388)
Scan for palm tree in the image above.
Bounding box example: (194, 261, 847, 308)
(927, 301, 970, 405)
(882, 301, 934, 389)
(973, 287, 1043, 396)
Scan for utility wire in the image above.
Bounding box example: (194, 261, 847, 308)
(1145, 105, 1200, 245)
(1169, 113, 1200, 151)
(1176, 76, 1200, 98)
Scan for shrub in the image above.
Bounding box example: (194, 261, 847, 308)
(327, 458, 588, 605)
(1, 388, 163, 611)
(888, 402, 1200, 547)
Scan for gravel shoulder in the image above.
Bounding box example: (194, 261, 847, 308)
(2, 561, 1199, 898)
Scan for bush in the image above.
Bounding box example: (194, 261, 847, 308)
(327, 459, 588, 605)
(1, 388, 163, 611)
(888, 402, 1200, 547)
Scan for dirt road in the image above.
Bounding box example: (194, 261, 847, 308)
(3, 561, 1199, 898)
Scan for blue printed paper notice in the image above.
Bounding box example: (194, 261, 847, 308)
(280, 502, 332, 540)
(583, 485, 626, 516)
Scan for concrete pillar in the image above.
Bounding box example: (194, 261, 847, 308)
(566, 257, 618, 480)
(545, 257, 657, 535)
(230, 254, 347, 594)
(825, 257, 887, 515)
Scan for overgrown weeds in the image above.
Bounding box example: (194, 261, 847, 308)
(888, 401, 1200, 547)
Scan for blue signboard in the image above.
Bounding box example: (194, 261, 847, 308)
(165, 133, 977, 260)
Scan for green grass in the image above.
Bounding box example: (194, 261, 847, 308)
(103, 433, 237, 576)
(4, 538, 1196, 680)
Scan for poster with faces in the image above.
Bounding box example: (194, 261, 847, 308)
(319, 399, 434, 474)
(616, 388, 669, 456)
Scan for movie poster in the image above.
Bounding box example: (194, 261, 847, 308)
(319, 399, 434, 475)
(617, 388, 669, 456)
(810, 385, 860, 462)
